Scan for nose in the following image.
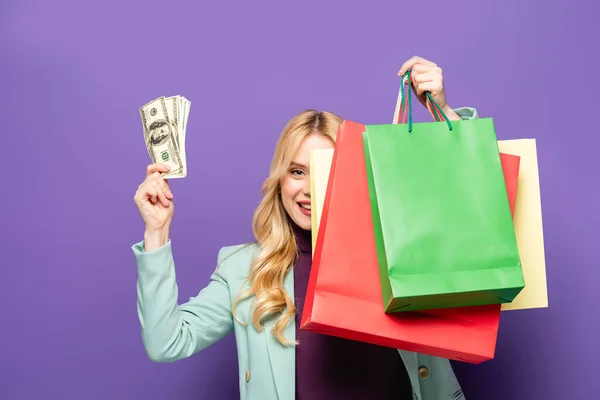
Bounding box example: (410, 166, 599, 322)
(303, 177, 311, 197)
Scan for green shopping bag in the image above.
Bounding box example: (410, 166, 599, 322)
(363, 70, 524, 313)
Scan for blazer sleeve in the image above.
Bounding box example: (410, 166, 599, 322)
(454, 106, 479, 120)
(131, 239, 234, 362)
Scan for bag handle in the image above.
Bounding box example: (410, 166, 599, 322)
(393, 69, 453, 133)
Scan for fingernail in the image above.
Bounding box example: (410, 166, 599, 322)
(164, 164, 171, 170)
(167, 191, 173, 198)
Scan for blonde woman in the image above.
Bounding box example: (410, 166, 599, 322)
(132, 56, 479, 400)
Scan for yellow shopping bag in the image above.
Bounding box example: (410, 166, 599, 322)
(310, 148, 334, 254)
(497, 139, 549, 311)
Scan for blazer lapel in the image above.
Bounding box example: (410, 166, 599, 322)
(398, 349, 421, 400)
(264, 267, 296, 400)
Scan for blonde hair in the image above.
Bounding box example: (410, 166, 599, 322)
(232, 109, 343, 346)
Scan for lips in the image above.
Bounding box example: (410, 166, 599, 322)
(298, 201, 311, 216)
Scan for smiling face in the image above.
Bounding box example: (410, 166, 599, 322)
(279, 134, 334, 231)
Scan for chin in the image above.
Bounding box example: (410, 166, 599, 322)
(292, 213, 312, 231)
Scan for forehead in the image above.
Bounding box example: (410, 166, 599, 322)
(292, 135, 334, 163)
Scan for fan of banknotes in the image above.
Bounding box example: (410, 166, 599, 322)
(139, 95, 191, 179)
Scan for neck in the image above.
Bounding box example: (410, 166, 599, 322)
(289, 216, 312, 254)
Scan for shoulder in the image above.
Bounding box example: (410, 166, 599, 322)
(214, 241, 260, 280)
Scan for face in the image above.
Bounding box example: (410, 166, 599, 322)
(279, 135, 334, 230)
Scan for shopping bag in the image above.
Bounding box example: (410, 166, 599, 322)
(310, 148, 334, 254)
(363, 71, 524, 312)
(311, 149, 521, 245)
(301, 119, 520, 364)
(310, 150, 527, 244)
(498, 139, 548, 310)
(499, 152, 520, 217)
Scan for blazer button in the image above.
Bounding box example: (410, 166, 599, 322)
(418, 366, 430, 379)
(245, 370, 251, 382)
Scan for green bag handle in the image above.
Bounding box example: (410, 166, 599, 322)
(395, 69, 453, 133)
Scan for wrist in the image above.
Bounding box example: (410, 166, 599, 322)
(144, 227, 170, 252)
(441, 104, 461, 121)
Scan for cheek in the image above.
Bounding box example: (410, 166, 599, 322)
(279, 178, 300, 203)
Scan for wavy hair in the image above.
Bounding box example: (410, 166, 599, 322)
(232, 109, 343, 346)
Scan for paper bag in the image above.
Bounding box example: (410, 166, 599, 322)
(498, 139, 548, 310)
(301, 120, 518, 363)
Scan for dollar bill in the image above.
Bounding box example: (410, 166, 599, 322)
(180, 97, 190, 169)
(139, 95, 190, 179)
(164, 95, 190, 177)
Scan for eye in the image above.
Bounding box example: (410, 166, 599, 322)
(290, 168, 305, 176)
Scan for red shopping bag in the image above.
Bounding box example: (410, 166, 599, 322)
(500, 152, 520, 216)
(300, 120, 521, 364)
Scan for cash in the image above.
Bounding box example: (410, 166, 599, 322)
(139, 95, 191, 179)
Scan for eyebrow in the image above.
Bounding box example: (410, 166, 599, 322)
(290, 161, 307, 169)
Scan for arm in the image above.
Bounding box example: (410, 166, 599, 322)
(132, 239, 234, 362)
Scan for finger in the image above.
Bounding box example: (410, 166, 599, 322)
(140, 175, 163, 204)
(411, 64, 442, 75)
(163, 182, 172, 199)
(148, 172, 171, 205)
(144, 172, 173, 202)
(141, 183, 159, 205)
(411, 71, 440, 84)
(150, 172, 173, 199)
(414, 81, 443, 96)
(146, 163, 172, 177)
(398, 56, 437, 76)
(151, 178, 171, 207)
(156, 174, 173, 199)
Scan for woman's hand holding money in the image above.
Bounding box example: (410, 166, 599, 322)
(134, 163, 174, 251)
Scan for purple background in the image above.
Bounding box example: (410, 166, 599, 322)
(2, 0, 598, 398)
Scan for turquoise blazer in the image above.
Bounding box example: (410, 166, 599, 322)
(132, 107, 479, 400)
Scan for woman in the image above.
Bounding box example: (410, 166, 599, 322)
(132, 56, 479, 400)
